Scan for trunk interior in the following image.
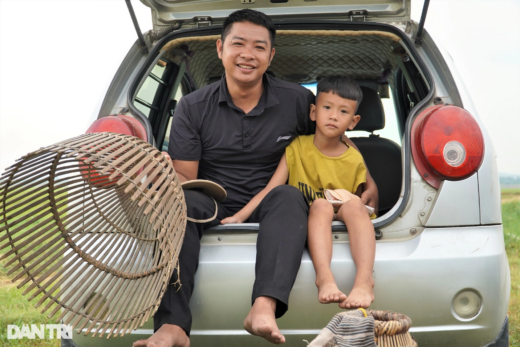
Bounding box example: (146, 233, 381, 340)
(131, 22, 432, 222)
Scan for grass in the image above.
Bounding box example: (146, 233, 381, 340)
(503, 189, 520, 345)
(0, 185, 65, 346)
(0, 190, 519, 346)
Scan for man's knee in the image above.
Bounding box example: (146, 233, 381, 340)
(184, 190, 214, 216)
(264, 185, 306, 206)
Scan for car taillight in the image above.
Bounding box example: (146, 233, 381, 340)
(80, 115, 148, 188)
(412, 105, 485, 189)
(86, 115, 147, 141)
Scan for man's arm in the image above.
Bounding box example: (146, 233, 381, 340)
(343, 137, 379, 214)
(172, 159, 198, 183)
(160, 152, 198, 183)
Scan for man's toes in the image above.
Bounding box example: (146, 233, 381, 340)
(273, 332, 285, 344)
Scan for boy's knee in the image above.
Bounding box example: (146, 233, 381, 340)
(340, 198, 366, 216)
(309, 198, 333, 213)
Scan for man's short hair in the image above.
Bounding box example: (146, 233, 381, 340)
(222, 9, 276, 47)
(317, 75, 363, 111)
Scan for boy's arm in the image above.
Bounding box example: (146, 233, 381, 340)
(343, 137, 379, 214)
(221, 154, 290, 224)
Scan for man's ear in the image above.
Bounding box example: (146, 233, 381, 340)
(309, 104, 317, 121)
(269, 48, 276, 65)
(216, 39, 223, 59)
(349, 115, 361, 130)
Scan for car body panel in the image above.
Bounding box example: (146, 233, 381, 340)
(413, 29, 463, 108)
(98, 41, 149, 118)
(71, 224, 509, 346)
(140, 0, 411, 30)
(425, 174, 480, 227)
(478, 143, 502, 225)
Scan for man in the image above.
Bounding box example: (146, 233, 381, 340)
(134, 9, 378, 347)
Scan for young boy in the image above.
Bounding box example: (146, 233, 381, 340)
(221, 75, 375, 309)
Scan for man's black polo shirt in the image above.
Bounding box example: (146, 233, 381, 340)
(168, 74, 315, 213)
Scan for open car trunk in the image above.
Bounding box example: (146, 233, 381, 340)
(70, 13, 511, 346)
(128, 21, 433, 224)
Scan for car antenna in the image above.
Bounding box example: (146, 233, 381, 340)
(125, 0, 149, 54)
(415, 0, 430, 46)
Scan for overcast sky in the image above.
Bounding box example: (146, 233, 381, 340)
(0, 0, 519, 175)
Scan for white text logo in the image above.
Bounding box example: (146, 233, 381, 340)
(7, 324, 72, 339)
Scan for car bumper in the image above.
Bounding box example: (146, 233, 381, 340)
(70, 224, 510, 347)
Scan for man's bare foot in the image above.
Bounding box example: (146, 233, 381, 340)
(244, 296, 285, 344)
(316, 278, 347, 304)
(132, 324, 190, 347)
(339, 279, 374, 309)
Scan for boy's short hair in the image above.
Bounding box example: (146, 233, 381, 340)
(317, 75, 363, 111)
(222, 9, 276, 47)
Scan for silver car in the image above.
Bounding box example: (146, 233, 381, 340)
(66, 0, 510, 346)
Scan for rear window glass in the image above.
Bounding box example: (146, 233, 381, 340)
(134, 60, 169, 118)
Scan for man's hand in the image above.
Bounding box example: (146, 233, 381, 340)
(220, 215, 245, 224)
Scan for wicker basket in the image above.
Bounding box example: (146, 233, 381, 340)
(368, 310, 417, 347)
(0, 132, 186, 338)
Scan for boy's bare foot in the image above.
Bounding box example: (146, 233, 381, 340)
(244, 296, 285, 344)
(316, 278, 347, 304)
(132, 324, 190, 347)
(339, 279, 374, 309)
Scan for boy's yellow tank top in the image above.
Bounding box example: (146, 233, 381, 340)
(285, 135, 367, 204)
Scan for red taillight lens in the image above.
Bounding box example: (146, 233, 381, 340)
(86, 115, 147, 141)
(412, 105, 485, 188)
(80, 115, 148, 188)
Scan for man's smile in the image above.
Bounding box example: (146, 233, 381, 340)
(237, 64, 255, 69)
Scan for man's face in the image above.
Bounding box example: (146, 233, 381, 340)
(217, 21, 275, 86)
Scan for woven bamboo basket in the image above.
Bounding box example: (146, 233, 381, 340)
(0, 132, 186, 338)
(368, 310, 417, 347)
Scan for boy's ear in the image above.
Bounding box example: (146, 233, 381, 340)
(349, 115, 361, 130)
(309, 104, 317, 121)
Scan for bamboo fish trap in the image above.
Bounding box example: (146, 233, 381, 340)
(369, 310, 417, 347)
(0, 132, 187, 338)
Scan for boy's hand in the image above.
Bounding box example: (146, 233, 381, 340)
(220, 215, 245, 224)
(361, 186, 379, 215)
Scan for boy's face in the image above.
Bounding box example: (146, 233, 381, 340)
(310, 91, 361, 138)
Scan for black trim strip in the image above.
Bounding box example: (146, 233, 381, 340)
(135, 97, 159, 111)
(149, 72, 167, 86)
(125, 0, 148, 54)
(415, 0, 431, 45)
